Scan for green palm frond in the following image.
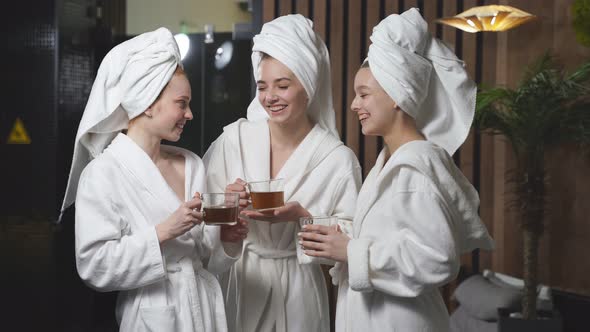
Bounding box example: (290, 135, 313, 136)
(568, 61, 590, 84)
(474, 53, 590, 156)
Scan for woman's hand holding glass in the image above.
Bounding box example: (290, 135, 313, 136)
(219, 178, 250, 242)
(226, 178, 250, 209)
(156, 193, 203, 244)
(220, 218, 249, 242)
(298, 224, 350, 262)
(241, 201, 312, 223)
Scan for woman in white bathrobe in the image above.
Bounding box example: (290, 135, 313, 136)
(60, 28, 247, 331)
(203, 15, 362, 332)
(299, 8, 494, 332)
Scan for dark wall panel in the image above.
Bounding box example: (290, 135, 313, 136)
(1, 2, 58, 218)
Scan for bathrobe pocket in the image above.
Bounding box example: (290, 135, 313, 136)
(139, 305, 178, 332)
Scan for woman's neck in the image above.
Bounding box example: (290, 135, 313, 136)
(268, 114, 313, 149)
(126, 127, 162, 163)
(383, 118, 425, 160)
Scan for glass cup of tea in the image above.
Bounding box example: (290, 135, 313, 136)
(201, 193, 239, 226)
(247, 178, 285, 211)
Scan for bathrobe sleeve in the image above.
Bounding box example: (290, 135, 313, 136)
(347, 172, 460, 297)
(75, 164, 166, 292)
(200, 225, 242, 275)
(329, 163, 362, 225)
(324, 164, 361, 281)
(198, 141, 242, 273)
(203, 135, 233, 194)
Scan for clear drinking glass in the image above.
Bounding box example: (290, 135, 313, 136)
(299, 216, 339, 229)
(298, 216, 340, 265)
(247, 178, 285, 211)
(201, 193, 239, 225)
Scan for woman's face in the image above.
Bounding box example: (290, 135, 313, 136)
(147, 73, 193, 142)
(351, 67, 398, 137)
(256, 57, 309, 126)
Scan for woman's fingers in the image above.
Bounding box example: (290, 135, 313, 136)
(301, 224, 334, 235)
(303, 249, 331, 258)
(229, 225, 248, 235)
(299, 240, 327, 251)
(239, 191, 250, 199)
(226, 183, 246, 193)
(190, 210, 203, 223)
(241, 210, 268, 219)
(185, 197, 201, 210)
(298, 231, 328, 243)
(247, 215, 275, 222)
(272, 205, 288, 214)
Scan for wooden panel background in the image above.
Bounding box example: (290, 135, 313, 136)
(257, 0, 590, 324)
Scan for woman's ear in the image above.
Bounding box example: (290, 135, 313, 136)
(144, 107, 154, 118)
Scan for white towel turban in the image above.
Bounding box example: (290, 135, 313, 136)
(247, 14, 338, 137)
(367, 8, 477, 155)
(60, 27, 182, 218)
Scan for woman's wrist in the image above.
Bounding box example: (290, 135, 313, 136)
(155, 223, 171, 244)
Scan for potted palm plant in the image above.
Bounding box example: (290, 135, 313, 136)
(474, 53, 590, 331)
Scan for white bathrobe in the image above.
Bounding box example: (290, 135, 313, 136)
(75, 133, 238, 331)
(204, 119, 362, 332)
(334, 140, 494, 332)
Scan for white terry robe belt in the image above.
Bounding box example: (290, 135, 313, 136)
(237, 243, 326, 332)
(163, 256, 226, 331)
(240, 243, 296, 332)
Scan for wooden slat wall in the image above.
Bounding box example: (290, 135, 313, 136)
(346, 0, 361, 157)
(330, 2, 344, 136)
(363, 0, 380, 177)
(279, 0, 291, 15)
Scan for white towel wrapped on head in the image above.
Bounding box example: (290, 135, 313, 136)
(60, 27, 182, 219)
(247, 14, 338, 137)
(367, 8, 477, 155)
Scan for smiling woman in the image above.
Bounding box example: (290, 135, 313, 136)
(203, 14, 362, 332)
(60, 27, 245, 331)
(128, 66, 193, 143)
(256, 55, 309, 128)
(298, 9, 494, 332)
(350, 62, 398, 137)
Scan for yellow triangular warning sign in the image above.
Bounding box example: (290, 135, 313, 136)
(7, 118, 31, 144)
